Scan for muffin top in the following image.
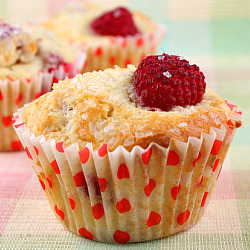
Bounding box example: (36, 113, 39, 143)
(0, 20, 76, 80)
(23, 65, 232, 152)
(42, 4, 157, 43)
(0, 20, 37, 67)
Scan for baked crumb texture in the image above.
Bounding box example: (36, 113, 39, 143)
(14, 76, 241, 242)
(43, 4, 166, 72)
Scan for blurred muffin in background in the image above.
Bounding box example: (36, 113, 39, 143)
(0, 20, 85, 151)
(43, 3, 166, 72)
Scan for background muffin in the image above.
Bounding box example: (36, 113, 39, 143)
(0, 20, 85, 151)
(14, 54, 242, 243)
(43, 3, 166, 72)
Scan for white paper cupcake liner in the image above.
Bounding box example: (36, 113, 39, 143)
(13, 101, 241, 243)
(75, 23, 166, 72)
(0, 52, 85, 151)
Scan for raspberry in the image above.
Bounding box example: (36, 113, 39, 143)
(0, 21, 20, 40)
(133, 54, 206, 111)
(90, 7, 139, 37)
(44, 52, 65, 72)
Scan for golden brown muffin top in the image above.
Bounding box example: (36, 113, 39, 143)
(23, 66, 233, 152)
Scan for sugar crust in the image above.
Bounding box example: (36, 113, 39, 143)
(23, 66, 233, 152)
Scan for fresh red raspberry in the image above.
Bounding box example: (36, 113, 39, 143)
(90, 7, 139, 37)
(133, 54, 206, 111)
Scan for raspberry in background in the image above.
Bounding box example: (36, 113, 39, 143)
(0, 20, 21, 40)
(90, 7, 140, 37)
(133, 54, 206, 112)
(45, 52, 65, 72)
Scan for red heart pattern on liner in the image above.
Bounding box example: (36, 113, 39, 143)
(177, 210, 190, 225)
(54, 205, 64, 220)
(69, 198, 75, 210)
(39, 179, 46, 190)
(73, 171, 87, 187)
(50, 160, 60, 174)
(78, 227, 94, 240)
(92, 203, 105, 220)
(56, 142, 64, 152)
(98, 144, 108, 157)
(144, 179, 156, 197)
(79, 147, 90, 164)
(171, 184, 181, 200)
(11, 140, 22, 150)
(117, 163, 130, 179)
(25, 147, 33, 160)
(141, 147, 152, 165)
(147, 211, 161, 227)
(167, 150, 180, 166)
(2, 116, 12, 127)
(210, 140, 222, 155)
(98, 177, 107, 192)
(113, 230, 130, 243)
(193, 152, 201, 167)
(116, 198, 131, 213)
(46, 177, 52, 188)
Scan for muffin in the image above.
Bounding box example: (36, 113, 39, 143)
(0, 20, 85, 151)
(43, 3, 166, 72)
(14, 54, 242, 243)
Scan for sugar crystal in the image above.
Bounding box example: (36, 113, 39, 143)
(163, 71, 172, 78)
(81, 113, 88, 120)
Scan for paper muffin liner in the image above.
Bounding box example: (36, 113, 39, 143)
(13, 102, 241, 243)
(0, 52, 85, 151)
(76, 23, 166, 72)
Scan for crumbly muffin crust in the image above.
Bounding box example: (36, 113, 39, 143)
(23, 66, 233, 152)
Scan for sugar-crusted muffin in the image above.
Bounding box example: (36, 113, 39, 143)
(43, 4, 166, 72)
(22, 67, 234, 151)
(14, 54, 241, 243)
(0, 20, 85, 151)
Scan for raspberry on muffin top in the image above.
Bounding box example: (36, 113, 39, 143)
(133, 54, 206, 111)
(90, 7, 140, 37)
